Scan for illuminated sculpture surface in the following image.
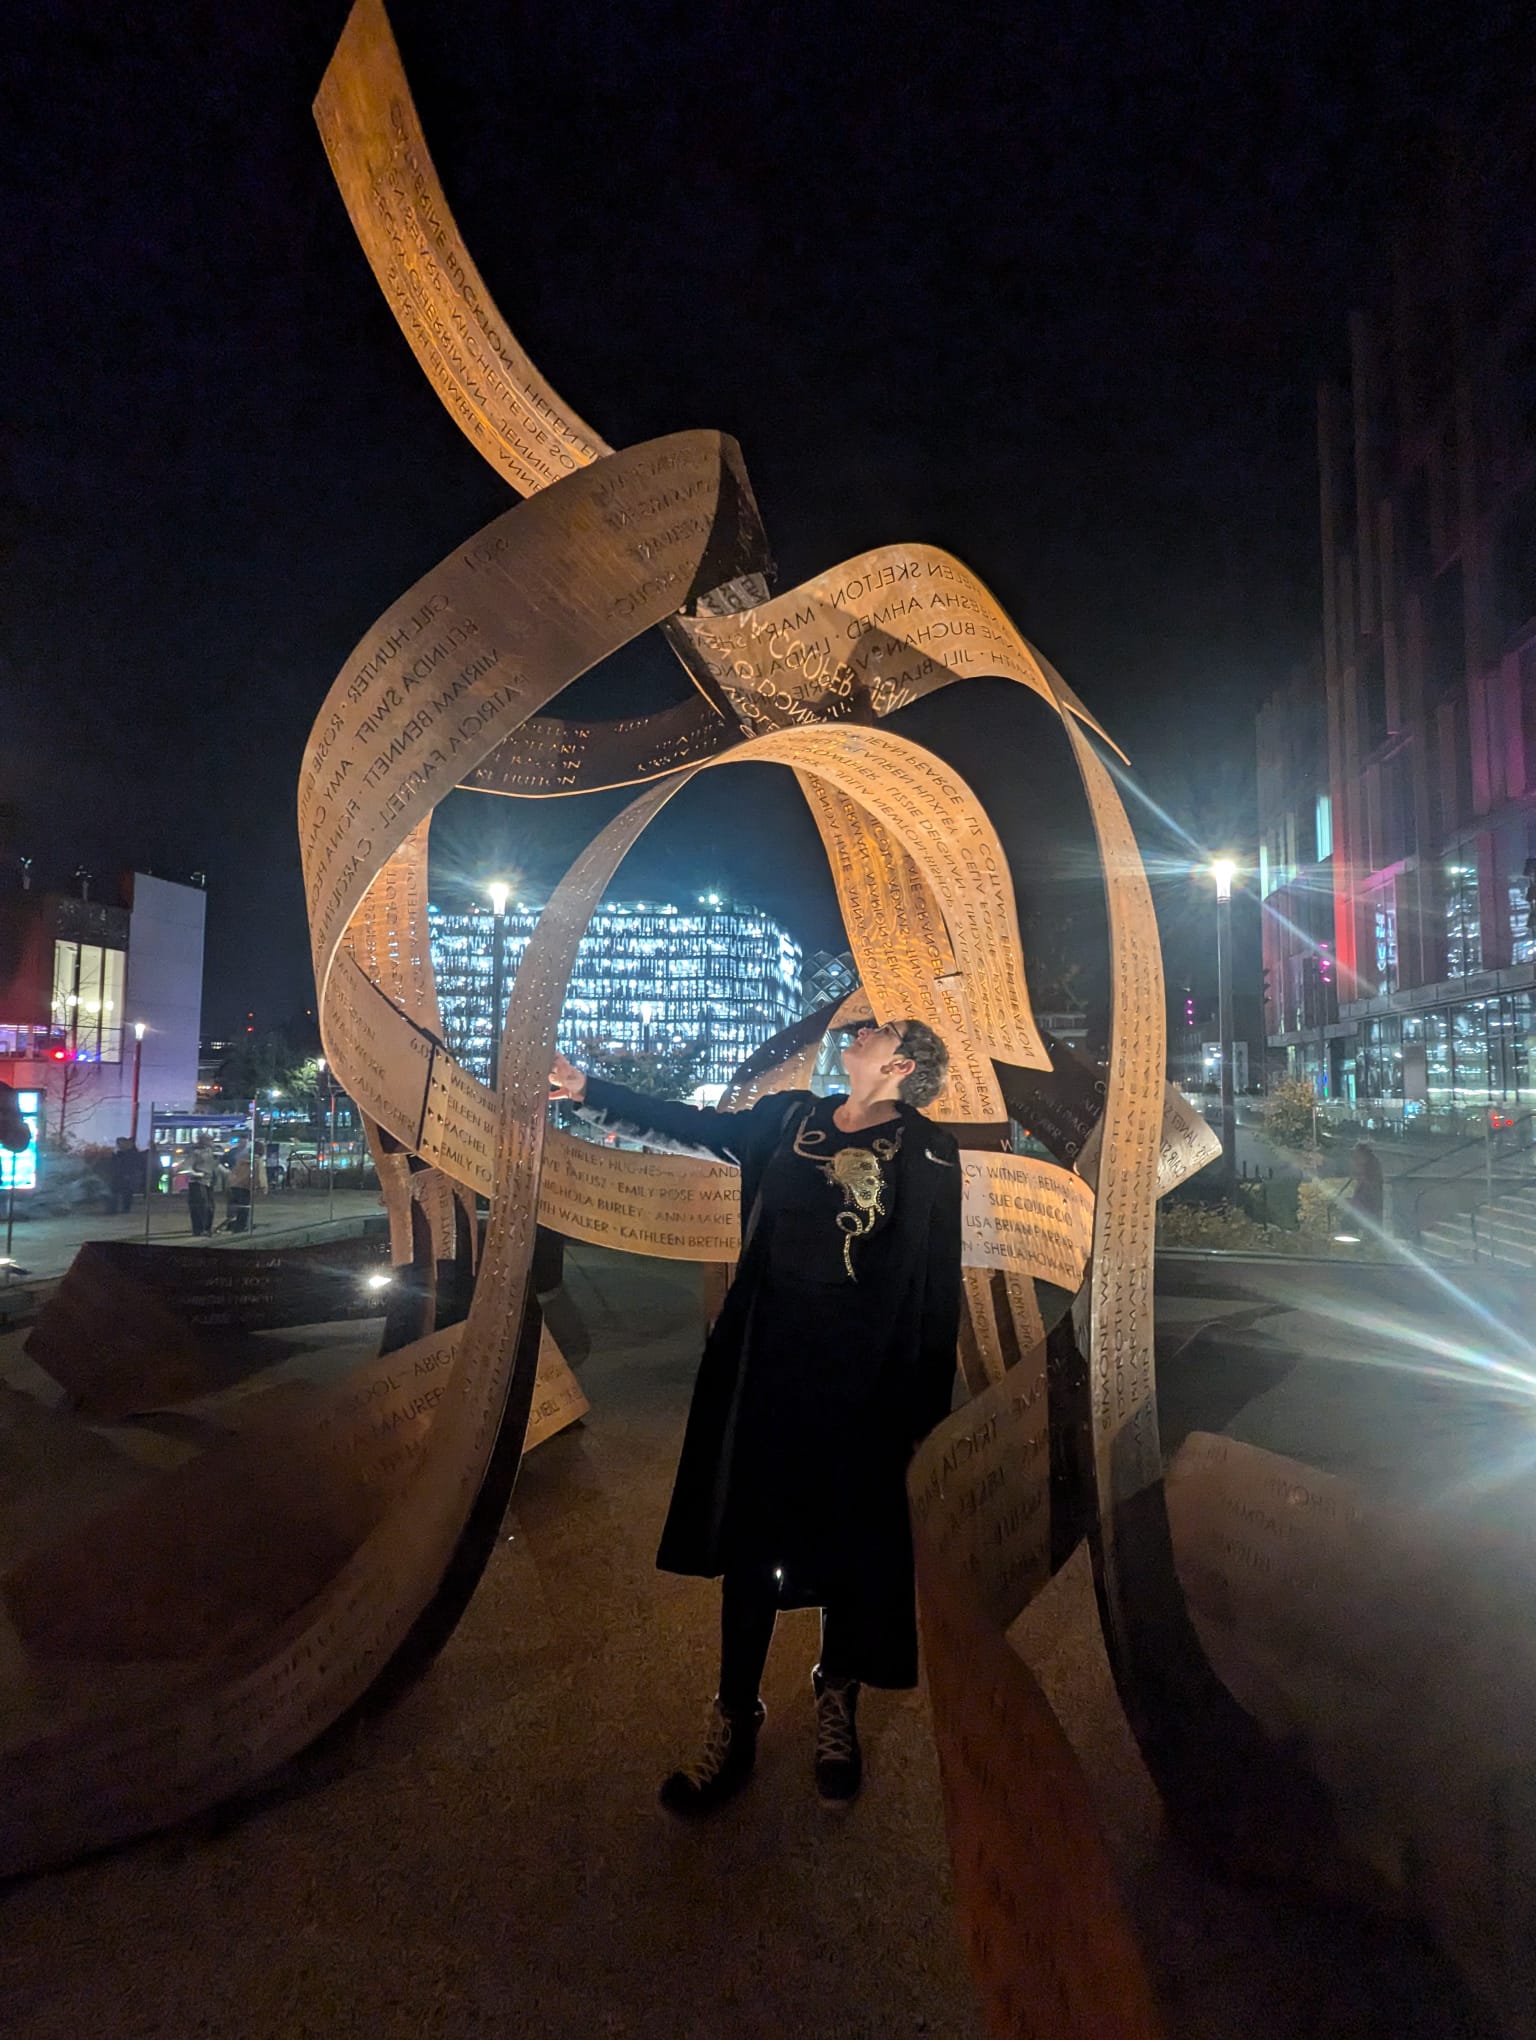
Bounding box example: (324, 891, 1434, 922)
(6, 9, 1530, 2036)
(0, 2, 1229, 1986)
(291, 28, 1182, 2027)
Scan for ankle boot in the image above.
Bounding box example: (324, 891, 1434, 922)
(812, 1665, 862, 1804)
(659, 1697, 764, 1817)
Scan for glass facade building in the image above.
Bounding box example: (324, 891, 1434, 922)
(802, 949, 858, 1016)
(430, 899, 803, 1094)
(1258, 171, 1536, 1132)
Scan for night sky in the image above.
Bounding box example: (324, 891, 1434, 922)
(8, 0, 1523, 1030)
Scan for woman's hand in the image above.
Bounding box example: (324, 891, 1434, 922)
(549, 1051, 587, 1103)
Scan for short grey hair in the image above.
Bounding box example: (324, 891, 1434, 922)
(893, 1019, 949, 1108)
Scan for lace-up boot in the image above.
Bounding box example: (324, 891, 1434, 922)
(812, 1665, 863, 1804)
(658, 1698, 764, 1817)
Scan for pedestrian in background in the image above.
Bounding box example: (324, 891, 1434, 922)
(224, 1137, 264, 1234)
(1346, 1141, 1384, 1227)
(183, 1137, 222, 1237)
(108, 1136, 142, 1215)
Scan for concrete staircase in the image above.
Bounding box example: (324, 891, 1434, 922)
(1420, 1182, 1536, 1270)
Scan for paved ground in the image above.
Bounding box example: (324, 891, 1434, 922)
(0, 1248, 1503, 2039)
(1, 1186, 386, 1285)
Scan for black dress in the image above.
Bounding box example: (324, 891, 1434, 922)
(576, 1079, 964, 1688)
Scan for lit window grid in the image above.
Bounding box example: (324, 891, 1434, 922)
(49, 939, 126, 1064)
(1444, 863, 1482, 978)
(430, 903, 804, 1088)
(1511, 881, 1536, 968)
(1373, 903, 1398, 995)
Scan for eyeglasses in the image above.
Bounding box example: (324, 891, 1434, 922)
(855, 1021, 907, 1048)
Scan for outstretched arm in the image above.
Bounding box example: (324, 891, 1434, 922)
(549, 1051, 769, 1166)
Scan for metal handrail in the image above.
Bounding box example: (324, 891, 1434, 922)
(1462, 1184, 1536, 1265)
(1410, 1167, 1536, 1240)
(1387, 1109, 1536, 1249)
(1391, 1106, 1536, 1183)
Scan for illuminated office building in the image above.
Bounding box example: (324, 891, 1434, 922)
(0, 871, 206, 1149)
(1258, 156, 1536, 1127)
(430, 897, 803, 1094)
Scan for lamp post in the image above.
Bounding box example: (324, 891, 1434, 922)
(249, 1094, 261, 1233)
(129, 1021, 146, 1143)
(143, 1104, 159, 1245)
(487, 881, 510, 1089)
(319, 1056, 336, 1223)
(1211, 857, 1238, 1194)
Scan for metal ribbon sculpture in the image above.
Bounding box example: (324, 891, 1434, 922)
(1, 6, 1223, 2030)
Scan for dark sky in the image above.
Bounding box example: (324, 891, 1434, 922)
(7, 0, 1523, 1030)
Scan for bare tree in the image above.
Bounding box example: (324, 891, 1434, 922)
(50, 1055, 110, 1149)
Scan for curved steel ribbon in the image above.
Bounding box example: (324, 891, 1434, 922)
(314, 0, 608, 494)
(1, 14, 1220, 2036)
(467, 696, 736, 798)
(535, 1127, 1092, 1292)
(462, 540, 1124, 800)
(300, 429, 761, 990)
(8, 9, 1501, 2029)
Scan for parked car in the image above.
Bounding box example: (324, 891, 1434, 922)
(260, 1139, 323, 1188)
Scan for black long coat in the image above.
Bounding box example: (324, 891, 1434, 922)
(579, 1078, 963, 1687)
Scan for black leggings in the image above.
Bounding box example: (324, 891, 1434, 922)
(718, 1567, 859, 1714)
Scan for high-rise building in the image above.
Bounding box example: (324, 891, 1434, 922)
(1258, 166, 1536, 1128)
(430, 897, 803, 1094)
(1257, 665, 1343, 1095)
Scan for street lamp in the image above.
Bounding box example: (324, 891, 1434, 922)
(1209, 857, 1239, 1194)
(130, 1021, 146, 1143)
(487, 880, 512, 1088)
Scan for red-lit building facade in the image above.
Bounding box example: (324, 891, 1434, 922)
(0, 873, 206, 1151)
(1261, 178, 1536, 1128)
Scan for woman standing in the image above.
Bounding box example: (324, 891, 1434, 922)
(549, 1018, 962, 1815)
